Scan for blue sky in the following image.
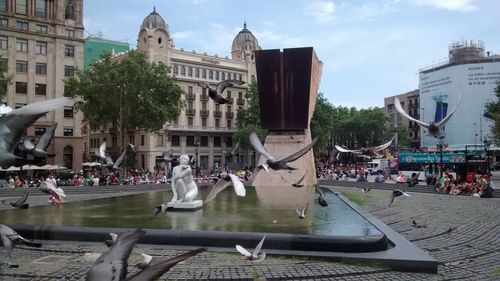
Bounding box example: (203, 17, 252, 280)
(84, 0, 500, 109)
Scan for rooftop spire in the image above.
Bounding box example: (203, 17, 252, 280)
(244, 21, 247, 29)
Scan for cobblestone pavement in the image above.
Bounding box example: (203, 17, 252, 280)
(0, 184, 499, 280)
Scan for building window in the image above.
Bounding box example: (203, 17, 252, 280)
(15, 82, 27, 94)
(64, 106, 74, 117)
(186, 135, 195, 146)
(195, 68, 199, 78)
(64, 65, 74, 77)
(36, 41, 47, 55)
(0, 58, 6, 68)
(156, 134, 164, 146)
(139, 134, 144, 146)
(36, 24, 48, 34)
(35, 83, 46, 95)
(171, 135, 180, 146)
(36, 63, 46, 75)
(63, 145, 73, 169)
(202, 69, 206, 79)
(181, 66, 186, 76)
(209, 70, 213, 80)
(215, 71, 219, 80)
(63, 127, 73, 136)
(16, 60, 27, 73)
(201, 117, 207, 127)
(16, 38, 28, 52)
(0, 36, 7, 50)
(221, 72, 226, 80)
(200, 136, 208, 147)
(188, 67, 193, 77)
(0, 0, 6, 11)
(0, 18, 7, 27)
(16, 20, 28, 31)
(188, 85, 193, 94)
(35, 0, 46, 18)
(227, 120, 232, 128)
(15, 103, 26, 109)
(213, 136, 221, 147)
(16, 0, 27, 15)
(188, 117, 193, 126)
(64, 29, 75, 38)
(128, 135, 135, 145)
(34, 127, 46, 136)
(65, 45, 74, 57)
(226, 136, 233, 147)
(173, 65, 178, 75)
(215, 118, 220, 127)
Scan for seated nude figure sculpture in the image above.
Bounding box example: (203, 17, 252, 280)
(170, 154, 198, 203)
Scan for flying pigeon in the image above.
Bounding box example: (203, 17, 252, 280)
(24, 123, 58, 158)
(128, 248, 206, 281)
(362, 187, 372, 193)
(151, 204, 168, 219)
(335, 135, 395, 158)
(235, 236, 266, 262)
(389, 189, 410, 207)
(296, 203, 309, 219)
(0, 224, 42, 267)
(407, 172, 420, 187)
(394, 94, 463, 137)
(224, 141, 240, 159)
(197, 80, 245, 104)
(102, 143, 136, 171)
(250, 132, 318, 172)
(316, 186, 328, 207)
(280, 172, 306, 188)
(0, 98, 69, 168)
(162, 149, 173, 163)
(1, 191, 29, 209)
(96, 142, 108, 163)
(205, 173, 245, 202)
(104, 233, 118, 247)
(86, 229, 145, 281)
(39, 180, 66, 203)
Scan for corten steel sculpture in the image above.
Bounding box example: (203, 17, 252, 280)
(252, 47, 322, 188)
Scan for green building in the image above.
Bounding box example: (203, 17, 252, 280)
(84, 37, 130, 70)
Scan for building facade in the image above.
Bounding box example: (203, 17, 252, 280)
(0, 0, 84, 170)
(83, 36, 129, 71)
(384, 89, 421, 148)
(419, 40, 500, 150)
(89, 8, 260, 173)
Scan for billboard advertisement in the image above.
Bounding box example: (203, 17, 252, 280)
(419, 61, 500, 149)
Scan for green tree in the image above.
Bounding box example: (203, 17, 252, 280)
(0, 54, 12, 100)
(235, 78, 266, 148)
(485, 81, 500, 142)
(310, 93, 335, 155)
(65, 50, 184, 158)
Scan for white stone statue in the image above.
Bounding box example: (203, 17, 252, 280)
(170, 154, 198, 203)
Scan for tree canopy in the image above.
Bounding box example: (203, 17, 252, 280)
(485, 81, 500, 142)
(0, 55, 12, 100)
(235, 78, 265, 148)
(64, 50, 184, 143)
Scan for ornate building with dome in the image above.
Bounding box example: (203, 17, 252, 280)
(89, 8, 261, 173)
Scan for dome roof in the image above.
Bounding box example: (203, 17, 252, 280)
(141, 7, 167, 30)
(232, 22, 260, 52)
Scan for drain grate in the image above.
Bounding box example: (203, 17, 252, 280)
(32, 255, 68, 264)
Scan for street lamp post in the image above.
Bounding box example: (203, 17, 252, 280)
(438, 136, 444, 177)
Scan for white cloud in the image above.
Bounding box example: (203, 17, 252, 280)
(172, 31, 196, 39)
(410, 0, 477, 12)
(349, 1, 399, 21)
(305, 1, 336, 23)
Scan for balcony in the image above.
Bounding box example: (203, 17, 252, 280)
(225, 112, 234, 119)
(201, 93, 209, 101)
(237, 97, 245, 105)
(186, 108, 196, 116)
(186, 92, 195, 100)
(226, 97, 234, 104)
(214, 110, 222, 118)
(200, 109, 209, 117)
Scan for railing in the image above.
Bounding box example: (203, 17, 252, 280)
(237, 98, 245, 105)
(214, 111, 222, 118)
(167, 124, 237, 132)
(225, 112, 234, 119)
(201, 93, 209, 101)
(200, 109, 209, 117)
(226, 97, 234, 104)
(186, 93, 196, 100)
(186, 108, 196, 116)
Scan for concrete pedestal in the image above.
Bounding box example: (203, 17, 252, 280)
(166, 200, 203, 211)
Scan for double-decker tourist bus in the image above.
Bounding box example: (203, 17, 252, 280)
(398, 151, 466, 182)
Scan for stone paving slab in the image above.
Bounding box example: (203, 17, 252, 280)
(1, 183, 499, 280)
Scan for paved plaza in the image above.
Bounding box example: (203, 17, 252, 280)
(0, 183, 499, 280)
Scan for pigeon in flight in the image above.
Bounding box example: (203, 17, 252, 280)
(407, 172, 420, 187)
(100, 143, 135, 171)
(96, 142, 108, 163)
(280, 172, 306, 188)
(0, 98, 69, 168)
(316, 186, 328, 207)
(18, 123, 58, 158)
(1, 191, 29, 209)
(389, 189, 410, 207)
(0, 224, 42, 267)
(151, 204, 168, 219)
(224, 141, 240, 159)
(235, 236, 266, 262)
(362, 187, 372, 193)
(128, 248, 206, 281)
(197, 80, 245, 104)
(205, 173, 245, 202)
(104, 233, 118, 248)
(296, 203, 309, 219)
(394, 94, 463, 137)
(250, 132, 318, 172)
(335, 135, 395, 158)
(86, 229, 145, 281)
(39, 180, 66, 203)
